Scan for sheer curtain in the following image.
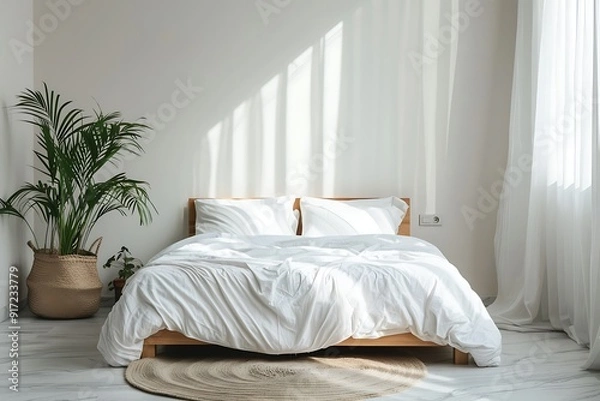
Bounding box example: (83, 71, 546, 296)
(489, 0, 600, 370)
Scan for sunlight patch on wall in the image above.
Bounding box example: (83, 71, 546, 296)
(205, 122, 222, 197)
(322, 22, 343, 196)
(232, 102, 250, 195)
(286, 46, 314, 194)
(194, 1, 459, 207)
(258, 75, 280, 195)
(199, 21, 345, 197)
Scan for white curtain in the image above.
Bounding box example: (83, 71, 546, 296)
(489, 0, 600, 370)
(194, 0, 458, 209)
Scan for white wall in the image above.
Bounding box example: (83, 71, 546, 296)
(0, 0, 34, 321)
(442, 0, 517, 298)
(33, 0, 517, 298)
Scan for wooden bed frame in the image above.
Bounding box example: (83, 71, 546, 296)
(141, 197, 469, 365)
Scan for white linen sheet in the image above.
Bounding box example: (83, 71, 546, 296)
(98, 234, 501, 367)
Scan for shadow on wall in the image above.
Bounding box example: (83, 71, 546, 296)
(191, 0, 460, 205)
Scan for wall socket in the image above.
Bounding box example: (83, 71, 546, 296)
(419, 214, 442, 226)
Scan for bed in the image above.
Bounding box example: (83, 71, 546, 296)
(98, 197, 501, 367)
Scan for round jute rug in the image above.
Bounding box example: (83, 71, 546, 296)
(125, 352, 426, 401)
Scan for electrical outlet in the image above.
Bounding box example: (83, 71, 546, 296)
(419, 214, 442, 226)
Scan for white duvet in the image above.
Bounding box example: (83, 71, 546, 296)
(98, 234, 501, 366)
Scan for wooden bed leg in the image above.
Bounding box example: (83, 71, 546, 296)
(453, 349, 469, 365)
(141, 344, 156, 358)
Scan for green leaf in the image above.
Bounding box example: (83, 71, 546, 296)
(0, 83, 157, 255)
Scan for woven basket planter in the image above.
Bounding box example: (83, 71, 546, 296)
(26, 238, 103, 319)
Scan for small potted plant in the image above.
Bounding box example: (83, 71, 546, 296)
(103, 246, 143, 303)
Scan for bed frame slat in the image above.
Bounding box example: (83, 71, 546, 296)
(142, 330, 469, 365)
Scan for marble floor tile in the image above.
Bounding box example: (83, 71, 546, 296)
(0, 307, 599, 400)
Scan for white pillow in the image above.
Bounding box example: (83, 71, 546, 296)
(300, 197, 408, 236)
(195, 197, 298, 235)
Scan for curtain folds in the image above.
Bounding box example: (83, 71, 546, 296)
(490, 0, 600, 370)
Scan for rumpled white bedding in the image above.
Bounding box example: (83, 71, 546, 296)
(98, 234, 501, 367)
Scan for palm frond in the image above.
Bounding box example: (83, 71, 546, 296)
(0, 83, 156, 255)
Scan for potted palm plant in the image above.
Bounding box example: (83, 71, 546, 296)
(0, 84, 156, 319)
(103, 246, 143, 303)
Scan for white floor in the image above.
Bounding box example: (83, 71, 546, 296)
(1, 306, 599, 401)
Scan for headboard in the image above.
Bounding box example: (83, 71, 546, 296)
(188, 198, 411, 237)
